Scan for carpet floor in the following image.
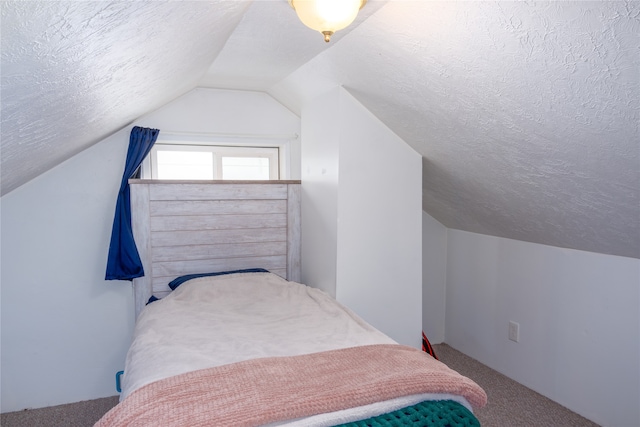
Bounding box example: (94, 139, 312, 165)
(434, 344, 600, 427)
(1, 343, 600, 426)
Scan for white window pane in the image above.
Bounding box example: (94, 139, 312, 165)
(222, 157, 270, 180)
(157, 151, 213, 180)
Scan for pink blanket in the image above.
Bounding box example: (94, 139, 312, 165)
(96, 344, 487, 427)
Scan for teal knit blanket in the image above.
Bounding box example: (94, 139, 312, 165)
(334, 400, 481, 427)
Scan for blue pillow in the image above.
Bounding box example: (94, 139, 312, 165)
(167, 268, 270, 291)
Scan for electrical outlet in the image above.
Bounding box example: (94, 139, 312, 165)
(508, 321, 520, 342)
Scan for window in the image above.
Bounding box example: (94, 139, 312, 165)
(144, 144, 280, 180)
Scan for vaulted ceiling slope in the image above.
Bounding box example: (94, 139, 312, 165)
(0, 0, 250, 195)
(1, 1, 638, 259)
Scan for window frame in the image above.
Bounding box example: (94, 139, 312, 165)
(140, 133, 293, 181)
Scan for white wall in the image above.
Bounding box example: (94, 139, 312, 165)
(1, 130, 135, 412)
(445, 229, 640, 427)
(299, 90, 340, 297)
(422, 211, 447, 344)
(0, 88, 300, 412)
(301, 87, 422, 348)
(140, 88, 301, 180)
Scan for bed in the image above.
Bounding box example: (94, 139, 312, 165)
(96, 180, 487, 426)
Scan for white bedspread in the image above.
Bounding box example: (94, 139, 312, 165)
(120, 272, 474, 424)
(121, 272, 401, 399)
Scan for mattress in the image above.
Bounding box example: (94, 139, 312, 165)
(101, 271, 486, 426)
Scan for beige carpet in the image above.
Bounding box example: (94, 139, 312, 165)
(434, 344, 600, 427)
(0, 396, 119, 427)
(1, 343, 601, 426)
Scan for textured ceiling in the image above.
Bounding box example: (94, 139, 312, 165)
(1, 0, 249, 195)
(2, 1, 639, 259)
(199, 0, 386, 90)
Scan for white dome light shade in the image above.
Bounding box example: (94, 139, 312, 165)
(289, 0, 366, 42)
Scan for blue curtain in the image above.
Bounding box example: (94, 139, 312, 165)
(105, 126, 159, 281)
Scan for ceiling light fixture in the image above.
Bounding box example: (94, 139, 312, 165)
(288, 0, 367, 43)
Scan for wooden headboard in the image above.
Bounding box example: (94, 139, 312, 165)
(129, 180, 301, 318)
